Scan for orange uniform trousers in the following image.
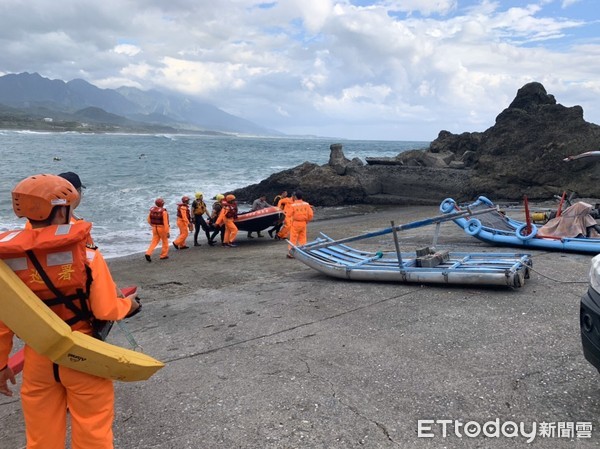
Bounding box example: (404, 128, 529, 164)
(276, 198, 293, 239)
(277, 218, 291, 239)
(223, 218, 238, 244)
(174, 218, 190, 247)
(146, 225, 169, 258)
(22, 346, 114, 449)
(289, 220, 309, 249)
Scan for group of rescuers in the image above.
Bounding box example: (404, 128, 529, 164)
(145, 189, 314, 261)
(0, 172, 313, 448)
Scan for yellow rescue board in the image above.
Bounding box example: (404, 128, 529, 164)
(0, 260, 164, 382)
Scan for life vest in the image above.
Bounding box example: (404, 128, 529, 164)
(192, 200, 207, 216)
(224, 204, 238, 219)
(0, 221, 94, 330)
(149, 206, 166, 226)
(25, 215, 96, 248)
(177, 204, 190, 220)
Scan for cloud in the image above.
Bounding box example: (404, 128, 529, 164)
(383, 0, 458, 16)
(113, 44, 141, 57)
(0, 0, 599, 140)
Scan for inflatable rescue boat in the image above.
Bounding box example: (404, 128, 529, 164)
(234, 206, 283, 233)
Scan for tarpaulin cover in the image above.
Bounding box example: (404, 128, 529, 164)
(540, 202, 599, 238)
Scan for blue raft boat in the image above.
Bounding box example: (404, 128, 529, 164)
(290, 209, 532, 288)
(440, 196, 600, 254)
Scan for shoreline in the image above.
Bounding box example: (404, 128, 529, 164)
(103, 203, 400, 262)
(103, 197, 589, 262)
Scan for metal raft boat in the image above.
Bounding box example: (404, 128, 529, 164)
(290, 209, 532, 288)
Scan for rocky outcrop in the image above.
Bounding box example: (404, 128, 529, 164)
(329, 143, 365, 174)
(420, 82, 600, 199)
(231, 160, 368, 207)
(232, 144, 471, 206)
(468, 83, 600, 199)
(233, 82, 600, 206)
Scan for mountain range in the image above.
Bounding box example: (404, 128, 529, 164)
(0, 72, 281, 136)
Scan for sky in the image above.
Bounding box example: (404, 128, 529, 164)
(0, 0, 599, 141)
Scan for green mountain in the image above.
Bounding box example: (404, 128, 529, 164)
(0, 72, 281, 135)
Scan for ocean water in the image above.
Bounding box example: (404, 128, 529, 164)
(0, 131, 428, 258)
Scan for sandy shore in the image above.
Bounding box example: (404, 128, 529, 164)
(2, 204, 599, 448)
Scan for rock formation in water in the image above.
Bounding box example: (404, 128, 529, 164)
(233, 82, 600, 206)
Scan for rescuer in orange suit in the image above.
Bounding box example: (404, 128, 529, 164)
(173, 196, 193, 249)
(145, 198, 170, 262)
(0, 174, 140, 449)
(286, 190, 314, 258)
(276, 193, 295, 240)
(216, 194, 239, 247)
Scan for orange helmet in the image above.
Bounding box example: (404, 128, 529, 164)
(226, 194, 236, 202)
(155, 198, 165, 207)
(181, 196, 190, 203)
(12, 174, 79, 221)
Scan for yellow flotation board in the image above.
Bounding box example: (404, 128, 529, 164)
(0, 259, 164, 381)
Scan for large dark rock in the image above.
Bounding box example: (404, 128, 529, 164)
(467, 82, 600, 199)
(232, 143, 470, 206)
(232, 160, 367, 206)
(233, 82, 600, 206)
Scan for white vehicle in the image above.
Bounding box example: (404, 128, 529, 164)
(581, 255, 600, 371)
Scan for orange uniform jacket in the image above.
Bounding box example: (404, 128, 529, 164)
(288, 200, 314, 224)
(278, 197, 293, 212)
(287, 199, 314, 250)
(0, 224, 133, 363)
